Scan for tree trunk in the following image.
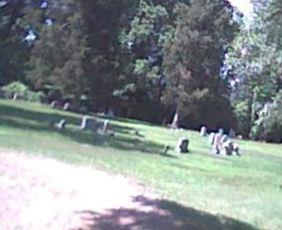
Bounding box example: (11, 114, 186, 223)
(171, 104, 180, 129)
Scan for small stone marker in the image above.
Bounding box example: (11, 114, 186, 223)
(102, 120, 109, 134)
(63, 102, 70, 111)
(107, 108, 115, 118)
(163, 145, 170, 155)
(175, 137, 189, 153)
(80, 116, 97, 131)
(208, 132, 215, 145)
(55, 119, 67, 130)
(50, 100, 57, 108)
(229, 129, 236, 139)
(13, 93, 18, 100)
(200, 126, 207, 136)
(212, 131, 224, 154)
(97, 120, 110, 135)
(221, 134, 228, 143)
(232, 142, 240, 156)
(218, 128, 224, 135)
(221, 139, 233, 155)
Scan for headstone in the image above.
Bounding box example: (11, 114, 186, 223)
(221, 139, 233, 155)
(107, 108, 115, 118)
(212, 132, 224, 154)
(229, 129, 236, 139)
(232, 143, 240, 156)
(221, 134, 228, 143)
(102, 120, 109, 133)
(13, 93, 18, 100)
(163, 145, 170, 155)
(50, 100, 57, 108)
(175, 137, 189, 153)
(55, 119, 67, 130)
(80, 116, 98, 131)
(200, 126, 208, 136)
(208, 132, 215, 145)
(98, 120, 110, 135)
(63, 102, 70, 111)
(218, 128, 224, 135)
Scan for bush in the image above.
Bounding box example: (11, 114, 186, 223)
(234, 101, 251, 137)
(251, 91, 282, 143)
(3, 81, 44, 102)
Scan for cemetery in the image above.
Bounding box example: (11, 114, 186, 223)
(0, 99, 281, 229)
(1, 0, 282, 229)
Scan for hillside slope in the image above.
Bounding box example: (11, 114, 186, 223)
(0, 99, 281, 229)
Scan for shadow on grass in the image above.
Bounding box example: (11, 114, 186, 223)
(0, 102, 173, 158)
(75, 195, 257, 230)
(61, 128, 176, 158)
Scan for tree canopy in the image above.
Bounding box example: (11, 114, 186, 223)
(1, 0, 281, 142)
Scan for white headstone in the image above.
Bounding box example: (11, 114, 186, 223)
(50, 100, 57, 108)
(55, 119, 66, 130)
(200, 126, 208, 136)
(13, 93, 19, 100)
(63, 102, 70, 111)
(208, 132, 215, 145)
(101, 120, 109, 134)
(221, 134, 228, 143)
(212, 132, 223, 154)
(232, 143, 240, 156)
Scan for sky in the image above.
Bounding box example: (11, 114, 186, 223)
(229, 0, 253, 18)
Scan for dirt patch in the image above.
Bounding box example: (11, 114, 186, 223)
(0, 149, 258, 230)
(0, 150, 157, 230)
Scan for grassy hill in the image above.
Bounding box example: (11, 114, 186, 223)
(0, 99, 281, 229)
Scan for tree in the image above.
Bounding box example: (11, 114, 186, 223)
(27, 0, 89, 106)
(226, 0, 282, 139)
(0, 0, 40, 85)
(162, 0, 239, 129)
(116, 0, 173, 121)
(78, 0, 138, 112)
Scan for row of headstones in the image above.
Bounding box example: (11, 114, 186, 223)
(200, 126, 236, 139)
(50, 100, 116, 118)
(200, 126, 240, 156)
(54, 116, 114, 136)
(50, 100, 71, 111)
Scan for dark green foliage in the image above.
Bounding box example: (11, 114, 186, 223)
(27, 0, 89, 107)
(250, 91, 282, 143)
(0, 0, 243, 131)
(0, 0, 30, 84)
(162, 0, 239, 129)
(226, 0, 282, 141)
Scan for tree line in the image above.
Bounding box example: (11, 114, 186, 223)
(0, 0, 281, 142)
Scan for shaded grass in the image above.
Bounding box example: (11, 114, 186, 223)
(0, 99, 281, 229)
(78, 195, 257, 230)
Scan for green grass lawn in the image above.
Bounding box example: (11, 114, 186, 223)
(0, 99, 281, 229)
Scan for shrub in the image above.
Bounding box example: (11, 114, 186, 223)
(234, 101, 251, 137)
(3, 81, 44, 102)
(251, 91, 282, 143)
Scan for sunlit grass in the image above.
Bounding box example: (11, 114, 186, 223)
(0, 99, 281, 229)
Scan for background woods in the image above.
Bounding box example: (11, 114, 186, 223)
(1, 0, 281, 142)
